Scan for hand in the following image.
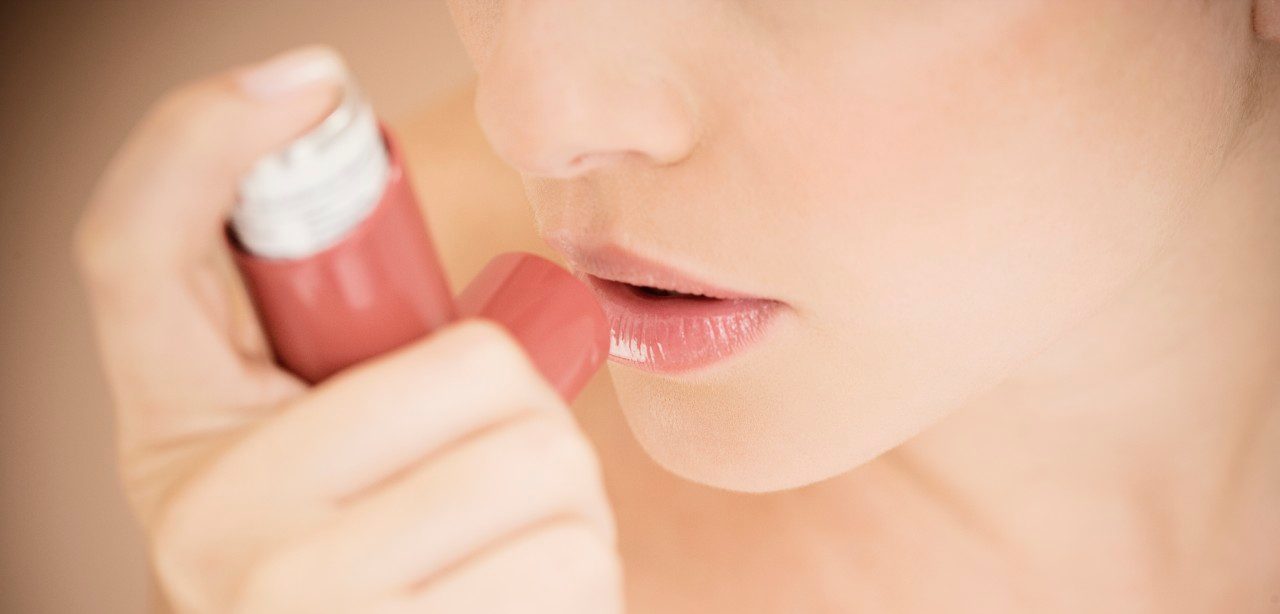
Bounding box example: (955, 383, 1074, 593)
(74, 47, 621, 614)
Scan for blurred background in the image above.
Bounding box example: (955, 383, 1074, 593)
(0, 2, 473, 610)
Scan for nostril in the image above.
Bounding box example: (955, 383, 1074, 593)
(566, 153, 591, 171)
(563, 151, 634, 176)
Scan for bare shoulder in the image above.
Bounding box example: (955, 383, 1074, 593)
(389, 84, 552, 289)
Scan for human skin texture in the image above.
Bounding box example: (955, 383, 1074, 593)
(75, 49, 623, 613)
(75, 3, 1280, 612)
(448, 0, 1280, 494)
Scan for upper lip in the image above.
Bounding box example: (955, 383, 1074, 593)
(543, 234, 763, 301)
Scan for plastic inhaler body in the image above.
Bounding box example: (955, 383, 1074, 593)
(229, 85, 455, 384)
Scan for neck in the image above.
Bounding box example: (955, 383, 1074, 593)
(809, 98, 1280, 609)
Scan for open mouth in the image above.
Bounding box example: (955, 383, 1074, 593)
(621, 282, 721, 300)
(582, 274, 782, 374)
(542, 236, 784, 374)
(633, 285, 697, 298)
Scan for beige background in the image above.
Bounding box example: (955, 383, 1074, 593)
(0, 2, 473, 611)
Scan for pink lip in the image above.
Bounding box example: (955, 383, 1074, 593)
(546, 240, 782, 374)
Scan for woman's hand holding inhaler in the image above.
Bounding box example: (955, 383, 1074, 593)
(75, 47, 622, 613)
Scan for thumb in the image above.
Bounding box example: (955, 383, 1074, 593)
(76, 46, 345, 449)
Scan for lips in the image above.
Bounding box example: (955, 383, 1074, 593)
(549, 241, 782, 374)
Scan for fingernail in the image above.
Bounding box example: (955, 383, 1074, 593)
(236, 45, 348, 100)
(457, 253, 609, 402)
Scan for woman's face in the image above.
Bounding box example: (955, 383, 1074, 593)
(447, 1, 1261, 491)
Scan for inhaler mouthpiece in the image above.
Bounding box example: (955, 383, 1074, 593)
(232, 78, 389, 259)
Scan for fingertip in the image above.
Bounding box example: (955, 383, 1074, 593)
(234, 45, 349, 101)
(413, 318, 545, 389)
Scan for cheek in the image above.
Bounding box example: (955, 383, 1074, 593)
(762, 1, 1247, 387)
(615, 2, 1252, 491)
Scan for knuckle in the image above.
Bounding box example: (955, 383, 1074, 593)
(512, 418, 614, 538)
(430, 318, 563, 406)
(514, 414, 601, 480)
(490, 417, 607, 516)
(446, 318, 535, 377)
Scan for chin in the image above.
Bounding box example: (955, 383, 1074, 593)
(604, 335, 923, 493)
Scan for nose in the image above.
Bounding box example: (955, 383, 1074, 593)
(472, 0, 699, 179)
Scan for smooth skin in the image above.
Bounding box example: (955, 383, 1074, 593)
(76, 58, 619, 613)
(453, 0, 1280, 493)
(80, 1, 1280, 613)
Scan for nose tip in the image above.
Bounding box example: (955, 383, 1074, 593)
(472, 20, 698, 179)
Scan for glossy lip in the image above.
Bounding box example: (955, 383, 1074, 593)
(546, 239, 784, 374)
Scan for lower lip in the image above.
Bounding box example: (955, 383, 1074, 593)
(584, 277, 781, 373)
